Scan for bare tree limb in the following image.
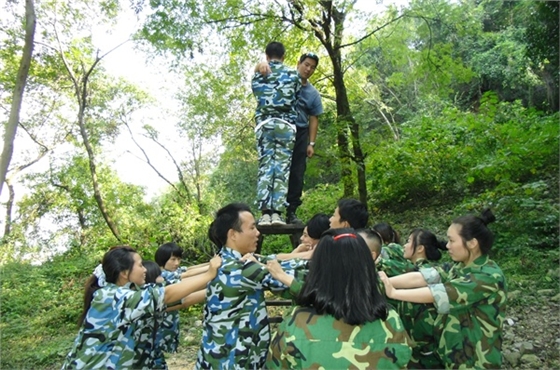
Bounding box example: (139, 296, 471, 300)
(366, 100, 399, 140)
(3, 149, 49, 239)
(122, 120, 190, 200)
(18, 122, 50, 152)
(143, 129, 193, 201)
(340, 13, 406, 49)
(3, 180, 15, 237)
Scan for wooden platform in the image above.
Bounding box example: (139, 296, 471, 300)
(256, 223, 304, 254)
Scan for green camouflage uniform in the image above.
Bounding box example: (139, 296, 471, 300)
(62, 282, 165, 370)
(377, 245, 443, 368)
(396, 258, 443, 369)
(266, 306, 412, 369)
(377, 243, 416, 277)
(421, 254, 507, 369)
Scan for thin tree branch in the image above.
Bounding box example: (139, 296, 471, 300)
(143, 130, 193, 201)
(122, 121, 189, 199)
(365, 100, 399, 140)
(340, 13, 406, 49)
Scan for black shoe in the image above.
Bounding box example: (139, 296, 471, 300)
(286, 212, 303, 225)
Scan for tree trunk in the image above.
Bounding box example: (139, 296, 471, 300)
(0, 0, 35, 196)
(192, 143, 204, 215)
(331, 60, 356, 198)
(324, 5, 368, 203)
(77, 207, 87, 249)
(332, 68, 367, 203)
(3, 180, 15, 238)
(541, 67, 559, 112)
(77, 89, 122, 242)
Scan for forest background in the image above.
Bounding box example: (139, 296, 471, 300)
(0, 0, 558, 368)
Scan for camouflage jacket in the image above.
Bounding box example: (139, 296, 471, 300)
(396, 258, 443, 369)
(266, 306, 412, 369)
(252, 60, 301, 124)
(195, 247, 306, 369)
(160, 266, 186, 286)
(421, 254, 507, 369)
(62, 282, 165, 370)
(157, 267, 187, 354)
(377, 243, 416, 277)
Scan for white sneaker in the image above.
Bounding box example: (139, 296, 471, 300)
(258, 214, 272, 226)
(271, 213, 286, 225)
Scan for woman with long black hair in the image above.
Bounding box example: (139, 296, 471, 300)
(266, 228, 411, 369)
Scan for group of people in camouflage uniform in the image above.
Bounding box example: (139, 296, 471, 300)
(61, 38, 506, 369)
(62, 242, 216, 369)
(379, 208, 507, 369)
(62, 198, 506, 369)
(195, 199, 507, 369)
(61, 246, 221, 369)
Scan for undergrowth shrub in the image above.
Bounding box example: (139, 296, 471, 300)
(1, 255, 93, 368)
(367, 95, 559, 210)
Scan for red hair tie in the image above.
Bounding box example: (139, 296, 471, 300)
(333, 233, 357, 241)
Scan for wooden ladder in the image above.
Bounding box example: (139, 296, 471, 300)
(257, 223, 304, 324)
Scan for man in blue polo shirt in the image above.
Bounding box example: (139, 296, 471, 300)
(286, 52, 323, 224)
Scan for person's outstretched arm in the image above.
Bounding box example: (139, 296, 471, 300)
(384, 271, 427, 288)
(379, 271, 434, 304)
(266, 259, 304, 297)
(166, 289, 206, 312)
(266, 259, 294, 287)
(180, 263, 209, 278)
(164, 255, 220, 304)
(276, 248, 313, 261)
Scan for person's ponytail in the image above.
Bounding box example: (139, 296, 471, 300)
(436, 239, 447, 251)
(479, 208, 496, 226)
(453, 208, 496, 254)
(78, 246, 136, 327)
(78, 275, 101, 327)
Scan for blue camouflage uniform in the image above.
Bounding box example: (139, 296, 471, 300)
(62, 283, 165, 370)
(252, 60, 301, 213)
(152, 267, 187, 369)
(195, 247, 306, 369)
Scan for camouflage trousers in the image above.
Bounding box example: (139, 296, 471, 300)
(255, 118, 296, 213)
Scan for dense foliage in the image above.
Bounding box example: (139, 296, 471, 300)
(1, 0, 558, 368)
